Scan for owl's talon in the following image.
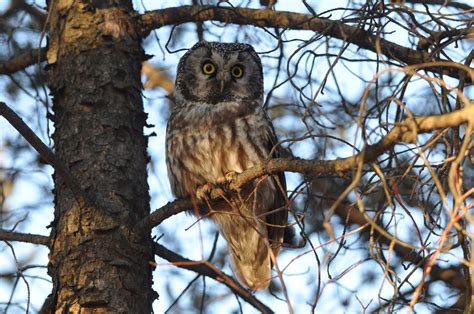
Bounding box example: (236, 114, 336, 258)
(195, 183, 213, 200)
(223, 171, 240, 191)
(224, 171, 239, 182)
(195, 183, 226, 200)
(216, 171, 239, 185)
(209, 187, 225, 199)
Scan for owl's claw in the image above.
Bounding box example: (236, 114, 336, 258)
(225, 171, 239, 182)
(221, 171, 240, 191)
(195, 183, 212, 200)
(196, 171, 240, 200)
(217, 171, 239, 185)
(195, 183, 225, 200)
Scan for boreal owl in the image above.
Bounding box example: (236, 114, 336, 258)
(166, 41, 288, 290)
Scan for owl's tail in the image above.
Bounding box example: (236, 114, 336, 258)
(215, 215, 273, 291)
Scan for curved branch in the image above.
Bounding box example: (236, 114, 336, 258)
(229, 104, 474, 189)
(136, 104, 474, 231)
(0, 229, 50, 246)
(154, 243, 273, 313)
(139, 5, 472, 82)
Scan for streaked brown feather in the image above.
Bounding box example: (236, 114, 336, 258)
(166, 41, 288, 290)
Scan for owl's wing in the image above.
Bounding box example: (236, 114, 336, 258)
(264, 118, 288, 258)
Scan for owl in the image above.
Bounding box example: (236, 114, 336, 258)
(166, 41, 288, 290)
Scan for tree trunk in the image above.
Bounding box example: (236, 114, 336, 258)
(46, 0, 155, 312)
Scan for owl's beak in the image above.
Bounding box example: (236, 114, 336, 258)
(219, 79, 225, 93)
(216, 72, 230, 92)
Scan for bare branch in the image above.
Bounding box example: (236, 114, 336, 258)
(0, 47, 46, 75)
(0, 102, 88, 206)
(136, 104, 473, 231)
(401, 0, 473, 11)
(134, 199, 195, 233)
(0, 102, 56, 166)
(333, 194, 467, 291)
(139, 6, 472, 82)
(0, 229, 49, 246)
(154, 242, 273, 314)
(228, 104, 474, 191)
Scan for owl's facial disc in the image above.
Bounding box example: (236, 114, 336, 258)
(175, 42, 263, 104)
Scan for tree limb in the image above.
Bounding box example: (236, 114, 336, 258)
(138, 5, 472, 82)
(0, 47, 47, 75)
(0, 229, 49, 246)
(228, 104, 474, 190)
(134, 199, 196, 233)
(137, 104, 473, 231)
(154, 242, 273, 313)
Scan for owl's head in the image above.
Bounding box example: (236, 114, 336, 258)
(174, 41, 263, 104)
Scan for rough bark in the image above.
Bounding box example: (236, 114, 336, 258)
(46, 0, 155, 312)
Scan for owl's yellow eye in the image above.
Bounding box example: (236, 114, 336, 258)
(202, 62, 216, 75)
(231, 65, 244, 79)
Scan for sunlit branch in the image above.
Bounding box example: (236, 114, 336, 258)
(228, 104, 474, 190)
(139, 5, 472, 82)
(137, 104, 474, 231)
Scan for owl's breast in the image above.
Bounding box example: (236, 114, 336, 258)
(166, 105, 270, 197)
